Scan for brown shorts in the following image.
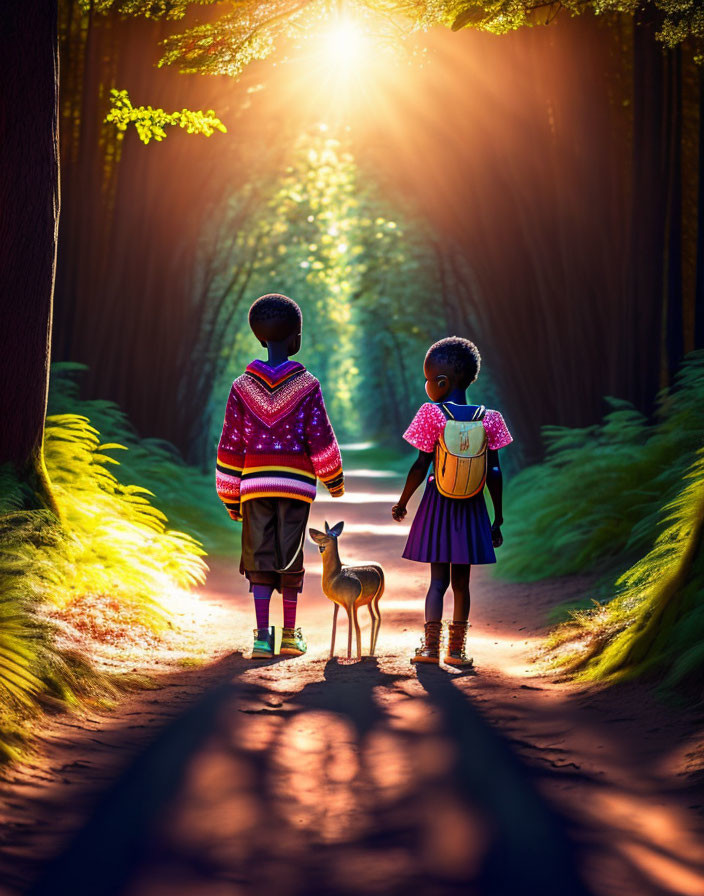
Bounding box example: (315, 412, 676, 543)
(239, 497, 311, 593)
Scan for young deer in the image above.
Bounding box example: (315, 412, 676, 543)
(309, 521, 384, 660)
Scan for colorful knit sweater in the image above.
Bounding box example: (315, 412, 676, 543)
(216, 360, 344, 519)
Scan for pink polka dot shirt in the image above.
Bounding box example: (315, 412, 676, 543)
(403, 403, 513, 454)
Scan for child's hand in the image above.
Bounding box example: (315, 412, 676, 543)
(391, 503, 407, 522)
(228, 507, 242, 523)
(491, 522, 503, 548)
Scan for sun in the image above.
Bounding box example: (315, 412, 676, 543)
(323, 19, 369, 68)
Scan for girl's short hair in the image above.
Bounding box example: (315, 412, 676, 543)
(426, 336, 481, 388)
(248, 294, 302, 342)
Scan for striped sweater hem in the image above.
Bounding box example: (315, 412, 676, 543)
(216, 452, 344, 507)
(240, 477, 317, 504)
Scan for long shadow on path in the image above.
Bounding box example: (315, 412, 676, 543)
(414, 664, 591, 895)
(27, 656, 594, 896)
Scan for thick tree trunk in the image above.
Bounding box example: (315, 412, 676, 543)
(0, 0, 61, 514)
(695, 65, 704, 351)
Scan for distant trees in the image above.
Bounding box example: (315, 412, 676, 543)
(52, 3, 270, 461)
(80, 0, 704, 460)
(207, 131, 443, 450)
(350, 11, 704, 459)
(8, 0, 703, 484)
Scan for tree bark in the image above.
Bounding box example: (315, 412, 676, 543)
(664, 46, 684, 380)
(0, 0, 61, 514)
(695, 64, 704, 351)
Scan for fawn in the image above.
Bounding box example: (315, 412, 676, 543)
(309, 521, 384, 659)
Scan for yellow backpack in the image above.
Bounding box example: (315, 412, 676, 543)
(434, 404, 488, 499)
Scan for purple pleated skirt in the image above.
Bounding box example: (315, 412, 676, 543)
(403, 476, 496, 565)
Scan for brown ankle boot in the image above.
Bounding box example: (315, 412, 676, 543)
(445, 621, 473, 667)
(411, 621, 443, 664)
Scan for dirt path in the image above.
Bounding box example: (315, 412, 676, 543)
(1, 463, 703, 896)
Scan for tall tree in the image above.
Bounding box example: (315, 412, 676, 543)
(0, 0, 61, 513)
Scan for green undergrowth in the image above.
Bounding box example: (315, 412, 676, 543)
(0, 363, 235, 763)
(498, 352, 704, 691)
(48, 363, 236, 557)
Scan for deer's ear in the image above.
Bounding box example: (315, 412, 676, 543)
(329, 521, 344, 538)
(309, 528, 326, 545)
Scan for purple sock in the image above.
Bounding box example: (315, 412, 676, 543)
(252, 584, 273, 630)
(282, 587, 298, 629)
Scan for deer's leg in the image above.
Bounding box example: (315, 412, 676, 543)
(369, 572, 383, 655)
(352, 604, 362, 660)
(370, 597, 381, 656)
(346, 606, 353, 659)
(330, 603, 339, 658)
(368, 603, 377, 657)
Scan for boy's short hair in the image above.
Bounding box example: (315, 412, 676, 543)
(426, 336, 481, 388)
(249, 294, 302, 343)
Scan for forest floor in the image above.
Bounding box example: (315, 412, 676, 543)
(1, 463, 703, 896)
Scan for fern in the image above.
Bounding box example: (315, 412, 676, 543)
(499, 351, 704, 689)
(500, 352, 704, 581)
(0, 364, 233, 762)
(48, 363, 235, 556)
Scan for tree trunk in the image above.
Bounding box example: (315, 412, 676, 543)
(695, 64, 704, 351)
(629, 21, 667, 410)
(0, 0, 61, 514)
(664, 46, 684, 380)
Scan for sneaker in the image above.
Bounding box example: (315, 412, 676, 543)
(252, 626, 275, 659)
(280, 626, 307, 656)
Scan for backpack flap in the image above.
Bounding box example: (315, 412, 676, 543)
(441, 419, 487, 458)
(434, 405, 488, 499)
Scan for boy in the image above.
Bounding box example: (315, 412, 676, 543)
(216, 294, 345, 658)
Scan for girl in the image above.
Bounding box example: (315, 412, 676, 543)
(391, 337, 512, 666)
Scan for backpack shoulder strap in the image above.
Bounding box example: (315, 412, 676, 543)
(472, 405, 486, 421)
(439, 403, 454, 420)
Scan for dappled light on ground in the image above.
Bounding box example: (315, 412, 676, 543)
(316, 490, 402, 503)
(45, 586, 231, 674)
(105, 659, 589, 896)
(343, 469, 399, 479)
(584, 792, 704, 896)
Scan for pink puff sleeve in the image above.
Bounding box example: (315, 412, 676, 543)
(483, 409, 513, 450)
(403, 403, 447, 453)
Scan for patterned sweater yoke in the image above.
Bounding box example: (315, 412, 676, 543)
(216, 360, 344, 517)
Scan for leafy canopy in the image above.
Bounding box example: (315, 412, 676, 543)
(89, 0, 704, 85)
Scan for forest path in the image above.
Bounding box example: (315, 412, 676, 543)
(1, 453, 703, 896)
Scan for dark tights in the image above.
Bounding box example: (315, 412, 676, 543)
(424, 562, 471, 623)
